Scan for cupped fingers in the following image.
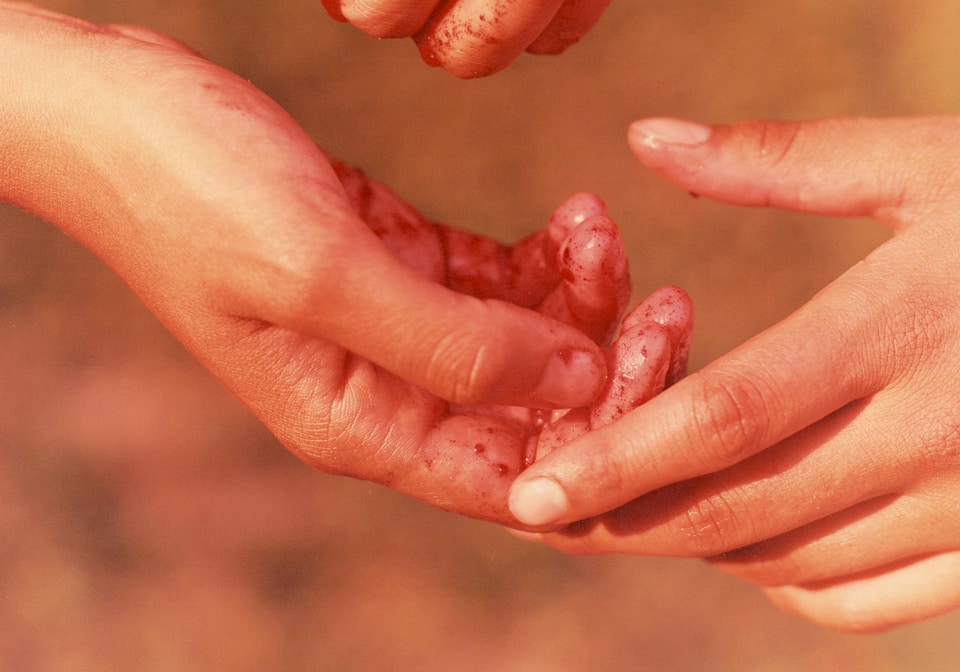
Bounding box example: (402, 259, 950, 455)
(314, 229, 608, 409)
(330, 158, 446, 283)
(438, 191, 626, 340)
(319, 161, 608, 409)
(415, 0, 566, 78)
(628, 116, 960, 227)
(763, 551, 960, 632)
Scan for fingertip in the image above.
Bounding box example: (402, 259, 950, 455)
(589, 320, 671, 429)
(524, 33, 574, 56)
(414, 1, 565, 78)
(428, 298, 608, 409)
(628, 118, 713, 152)
(547, 192, 607, 246)
(531, 345, 608, 409)
(509, 476, 569, 527)
(319, 0, 347, 22)
(625, 286, 695, 386)
(526, 0, 613, 55)
(504, 526, 548, 541)
(761, 586, 882, 633)
(549, 211, 630, 346)
(628, 117, 956, 219)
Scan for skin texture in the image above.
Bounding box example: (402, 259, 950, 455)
(319, 0, 612, 77)
(333, 168, 694, 521)
(0, 2, 625, 524)
(509, 116, 960, 632)
(536, 285, 693, 461)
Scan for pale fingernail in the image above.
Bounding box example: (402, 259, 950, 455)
(630, 118, 712, 148)
(509, 477, 569, 526)
(533, 349, 604, 408)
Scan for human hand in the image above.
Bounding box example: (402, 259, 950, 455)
(508, 116, 960, 631)
(0, 3, 622, 522)
(335, 165, 694, 522)
(319, 0, 611, 77)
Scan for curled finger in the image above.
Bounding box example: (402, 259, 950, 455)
(535, 317, 671, 463)
(526, 0, 611, 55)
(764, 551, 960, 632)
(321, 0, 441, 37)
(538, 213, 631, 345)
(415, 0, 566, 78)
(438, 191, 612, 311)
(623, 285, 694, 386)
(298, 160, 609, 409)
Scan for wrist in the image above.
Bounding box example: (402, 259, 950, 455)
(0, 10, 131, 239)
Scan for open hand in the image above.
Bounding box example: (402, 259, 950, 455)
(509, 116, 960, 631)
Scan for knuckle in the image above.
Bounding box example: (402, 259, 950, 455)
(670, 491, 753, 556)
(686, 371, 772, 467)
(872, 280, 960, 468)
(427, 329, 507, 406)
(912, 406, 960, 470)
(755, 120, 803, 167)
(884, 296, 944, 369)
(892, 118, 960, 215)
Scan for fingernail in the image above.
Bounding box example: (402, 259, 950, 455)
(534, 349, 604, 408)
(630, 118, 712, 148)
(509, 478, 569, 526)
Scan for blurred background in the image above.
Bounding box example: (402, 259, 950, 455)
(3, 0, 960, 669)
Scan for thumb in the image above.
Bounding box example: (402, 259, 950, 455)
(320, 238, 608, 408)
(254, 208, 607, 409)
(304, 162, 608, 409)
(415, 0, 566, 78)
(627, 116, 960, 226)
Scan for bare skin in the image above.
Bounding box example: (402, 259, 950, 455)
(509, 116, 960, 632)
(319, 0, 612, 77)
(0, 2, 624, 523)
(1, 2, 695, 526)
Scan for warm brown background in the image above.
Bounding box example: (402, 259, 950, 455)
(3, 1, 960, 670)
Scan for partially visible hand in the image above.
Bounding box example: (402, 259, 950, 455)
(509, 116, 960, 631)
(319, 0, 611, 77)
(0, 3, 619, 522)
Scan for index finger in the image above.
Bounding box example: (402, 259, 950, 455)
(508, 116, 946, 527)
(508, 290, 881, 527)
